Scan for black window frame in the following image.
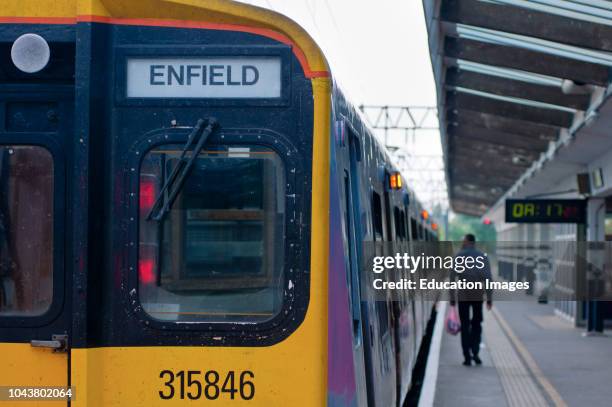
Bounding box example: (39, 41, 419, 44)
(410, 217, 418, 241)
(124, 127, 310, 346)
(0, 135, 66, 329)
(372, 191, 384, 241)
(400, 210, 407, 241)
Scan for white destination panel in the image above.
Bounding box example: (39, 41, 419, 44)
(127, 57, 282, 98)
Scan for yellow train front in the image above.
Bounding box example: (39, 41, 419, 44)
(0, 1, 437, 406)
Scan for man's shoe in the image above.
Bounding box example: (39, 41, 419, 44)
(462, 359, 471, 366)
(473, 355, 482, 365)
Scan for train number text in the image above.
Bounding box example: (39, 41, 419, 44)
(159, 370, 255, 401)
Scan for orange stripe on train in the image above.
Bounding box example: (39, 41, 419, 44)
(0, 15, 330, 79)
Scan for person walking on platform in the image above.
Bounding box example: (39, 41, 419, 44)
(450, 234, 492, 366)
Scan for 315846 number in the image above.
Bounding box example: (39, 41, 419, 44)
(159, 370, 255, 401)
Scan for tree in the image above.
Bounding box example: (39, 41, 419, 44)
(448, 214, 496, 242)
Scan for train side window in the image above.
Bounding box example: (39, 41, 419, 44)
(401, 210, 408, 241)
(138, 145, 285, 323)
(403, 210, 410, 241)
(344, 171, 362, 341)
(410, 217, 418, 241)
(393, 207, 405, 241)
(372, 191, 383, 241)
(0, 146, 54, 316)
(605, 197, 612, 241)
(376, 300, 389, 335)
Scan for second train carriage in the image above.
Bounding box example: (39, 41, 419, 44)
(0, 1, 438, 406)
(330, 86, 438, 406)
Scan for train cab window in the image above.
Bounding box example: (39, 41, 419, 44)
(372, 192, 383, 241)
(138, 145, 285, 323)
(0, 146, 54, 316)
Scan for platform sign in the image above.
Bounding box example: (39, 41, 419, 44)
(505, 199, 586, 223)
(126, 57, 281, 98)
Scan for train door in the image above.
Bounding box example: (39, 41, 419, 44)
(343, 132, 368, 404)
(409, 216, 424, 354)
(384, 192, 407, 406)
(390, 205, 403, 405)
(401, 206, 417, 396)
(0, 89, 73, 403)
(373, 188, 397, 406)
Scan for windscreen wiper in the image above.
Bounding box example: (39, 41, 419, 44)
(147, 117, 219, 222)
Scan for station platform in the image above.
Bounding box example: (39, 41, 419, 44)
(421, 299, 612, 407)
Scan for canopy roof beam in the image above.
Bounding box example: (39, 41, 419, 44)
(451, 200, 488, 216)
(451, 155, 529, 174)
(447, 109, 560, 140)
(448, 124, 551, 151)
(452, 174, 516, 189)
(450, 188, 499, 206)
(446, 68, 590, 111)
(441, 0, 612, 53)
(446, 91, 574, 128)
(450, 143, 539, 164)
(444, 37, 610, 86)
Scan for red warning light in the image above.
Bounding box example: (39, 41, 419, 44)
(483, 218, 492, 225)
(139, 258, 156, 284)
(140, 179, 156, 212)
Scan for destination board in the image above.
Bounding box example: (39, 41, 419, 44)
(126, 57, 281, 99)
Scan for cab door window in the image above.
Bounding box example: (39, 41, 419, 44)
(138, 145, 285, 323)
(0, 145, 54, 316)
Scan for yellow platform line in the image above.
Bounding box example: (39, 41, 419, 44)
(492, 307, 568, 407)
(485, 308, 548, 406)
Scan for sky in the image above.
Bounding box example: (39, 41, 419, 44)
(237, 0, 438, 105)
(236, 0, 447, 209)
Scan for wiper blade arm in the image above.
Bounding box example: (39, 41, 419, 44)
(147, 118, 219, 222)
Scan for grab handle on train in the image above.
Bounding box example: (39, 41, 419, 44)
(30, 334, 68, 352)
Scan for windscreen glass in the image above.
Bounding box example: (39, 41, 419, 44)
(138, 145, 286, 323)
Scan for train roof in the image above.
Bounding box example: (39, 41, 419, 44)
(1, 0, 330, 79)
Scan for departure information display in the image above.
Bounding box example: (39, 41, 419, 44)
(505, 199, 587, 223)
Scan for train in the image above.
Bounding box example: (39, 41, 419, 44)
(0, 1, 437, 406)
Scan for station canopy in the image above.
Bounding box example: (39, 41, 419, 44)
(423, 0, 612, 216)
